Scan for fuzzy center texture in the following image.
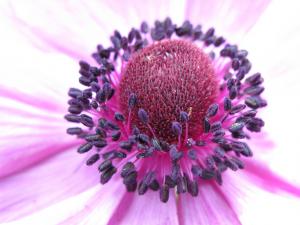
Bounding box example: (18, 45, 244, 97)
(119, 39, 218, 143)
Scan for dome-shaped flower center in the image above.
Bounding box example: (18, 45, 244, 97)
(119, 39, 218, 143)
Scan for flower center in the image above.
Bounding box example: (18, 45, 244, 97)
(119, 39, 218, 143)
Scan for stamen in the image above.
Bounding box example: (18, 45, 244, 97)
(65, 17, 267, 203)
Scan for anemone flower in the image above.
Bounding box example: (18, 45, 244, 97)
(1, 1, 300, 225)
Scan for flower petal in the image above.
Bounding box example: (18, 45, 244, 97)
(0, 148, 98, 222)
(178, 183, 241, 225)
(185, 0, 271, 42)
(243, 160, 300, 197)
(1, 0, 185, 61)
(1, 1, 108, 60)
(106, 191, 179, 225)
(220, 170, 300, 225)
(59, 178, 127, 225)
(0, 82, 78, 177)
(58, 186, 180, 225)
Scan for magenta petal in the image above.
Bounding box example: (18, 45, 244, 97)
(244, 160, 300, 197)
(185, 0, 271, 41)
(60, 178, 126, 225)
(178, 183, 241, 225)
(0, 148, 98, 222)
(0, 136, 80, 178)
(107, 191, 180, 225)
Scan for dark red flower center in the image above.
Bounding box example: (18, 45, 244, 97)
(119, 39, 218, 143)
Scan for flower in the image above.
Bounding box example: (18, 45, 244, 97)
(1, 1, 300, 225)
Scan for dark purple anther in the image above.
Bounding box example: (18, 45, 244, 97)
(210, 121, 222, 132)
(85, 134, 102, 142)
(93, 139, 107, 148)
(187, 149, 197, 160)
(152, 138, 162, 151)
(236, 50, 248, 59)
(68, 105, 83, 114)
(137, 133, 150, 144)
(245, 73, 263, 85)
(68, 88, 82, 98)
(229, 122, 244, 133)
(90, 82, 100, 92)
(83, 89, 92, 99)
(128, 93, 137, 109)
(111, 131, 121, 141)
(138, 108, 149, 124)
(98, 159, 112, 172)
(244, 86, 265, 96)
(120, 141, 133, 151)
(149, 179, 160, 191)
(206, 103, 218, 117)
(200, 169, 215, 180)
(100, 166, 117, 184)
(102, 83, 111, 97)
(188, 180, 199, 196)
(64, 114, 81, 123)
(193, 24, 202, 40)
(79, 76, 92, 86)
(122, 51, 130, 61)
(232, 58, 240, 71)
(180, 111, 189, 122)
(224, 97, 232, 111)
(141, 21, 149, 33)
(114, 112, 125, 122)
(86, 154, 100, 166)
(203, 117, 211, 133)
(203, 27, 215, 39)
(96, 90, 106, 104)
(225, 159, 239, 171)
(138, 182, 148, 195)
(245, 96, 262, 109)
(214, 36, 225, 47)
(191, 165, 202, 177)
(229, 86, 237, 100)
(160, 185, 169, 203)
(169, 145, 183, 161)
(90, 100, 98, 109)
(175, 20, 193, 36)
(77, 142, 93, 154)
(214, 147, 225, 158)
(121, 162, 135, 178)
(176, 176, 187, 194)
(79, 60, 90, 70)
(171, 121, 182, 136)
(229, 104, 246, 115)
(110, 36, 121, 50)
(80, 114, 94, 128)
(66, 127, 83, 135)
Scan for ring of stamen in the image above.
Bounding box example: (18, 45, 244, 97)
(65, 18, 267, 203)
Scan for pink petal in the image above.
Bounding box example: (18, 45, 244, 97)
(243, 160, 300, 197)
(59, 178, 127, 225)
(0, 84, 79, 177)
(0, 148, 98, 222)
(106, 191, 179, 225)
(185, 0, 271, 42)
(1, 1, 108, 60)
(215, 171, 300, 225)
(178, 183, 241, 225)
(1, 0, 184, 61)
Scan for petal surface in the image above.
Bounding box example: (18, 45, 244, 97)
(185, 0, 271, 42)
(178, 183, 241, 225)
(107, 191, 179, 225)
(0, 148, 98, 223)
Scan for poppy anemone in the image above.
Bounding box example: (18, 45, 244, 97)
(1, 1, 300, 225)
